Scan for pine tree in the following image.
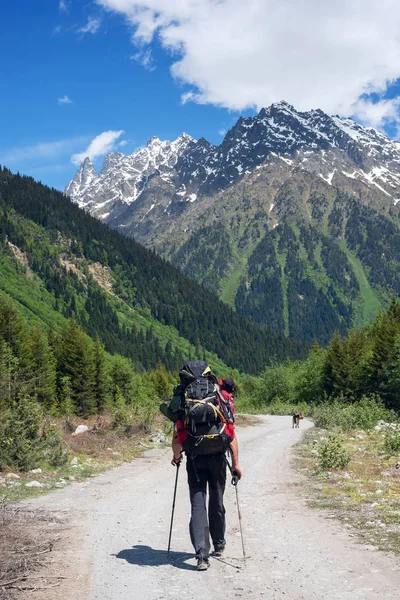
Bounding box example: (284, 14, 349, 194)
(0, 295, 30, 374)
(57, 375, 75, 416)
(93, 338, 109, 412)
(367, 299, 400, 401)
(27, 325, 56, 408)
(0, 339, 19, 404)
(58, 320, 96, 416)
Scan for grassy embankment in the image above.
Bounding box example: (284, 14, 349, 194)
(235, 393, 400, 556)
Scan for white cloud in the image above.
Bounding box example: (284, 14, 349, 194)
(218, 128, 227, 137)
(96, 0, 400, 128)
(59, 0, 68, 12)
(71, 130, 125, 164)
(351, 97, 400, 130)
(58, 95, 73, 105)
(0, 136, 89, 166)
(78, 16, 101, 34)
(130, 48, 155, 71)
(118, 140, 128, 147)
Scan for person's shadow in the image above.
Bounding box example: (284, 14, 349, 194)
(114, 545, 196, 571)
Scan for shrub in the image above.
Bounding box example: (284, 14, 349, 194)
(0, 396, 67, 471)
(383, 429, 400, 456)
(315, 435, 350, 470)
(40, 424, 68, 467)
(111, 388, 133, 430)
(313, 394, 396, 431)
(253, 361, 303, 406)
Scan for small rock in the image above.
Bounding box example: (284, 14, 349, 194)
(6, 473, 20, 480)
(25, 481, 43, 488)
(70, 457, 79, 466)
(43, 484, 53, 489)
(68, 476, 75, 481)
(74, 425, 89, 435)
(55, 482, 66, 488)
(112, 452, 121, 456)
(29, 468, 42, 474)
(395, 462, 400, 469)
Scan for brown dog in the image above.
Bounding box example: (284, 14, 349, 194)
(292, 413, 304, 428)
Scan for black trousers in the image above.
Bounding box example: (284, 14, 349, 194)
(186, 454, 226, 559)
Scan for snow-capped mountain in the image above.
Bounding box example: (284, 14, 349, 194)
(64, 102, 400, 344)
(65, 133, 195, 220)
(66, 102, 400, 226)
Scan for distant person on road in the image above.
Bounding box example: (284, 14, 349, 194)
(169, 361, 242, 571)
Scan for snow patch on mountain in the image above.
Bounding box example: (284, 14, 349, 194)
(65, 102, 400, 224)
(65, 133, 195, 219)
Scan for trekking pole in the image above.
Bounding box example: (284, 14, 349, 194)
(167, 461, 180, 557)
(231, 473, 246, 567)
(225, 452, 246, 566)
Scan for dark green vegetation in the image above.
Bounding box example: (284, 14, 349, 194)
(161, 174, 400, 346)
(0, 293, 177, 470)
(243, 298, 400, 416)
(0, 166, 305, 375)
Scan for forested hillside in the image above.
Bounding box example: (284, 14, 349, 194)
(252, 298, 400, 413)
(65, 102, 400, 346)
(166, 180, 400, 345)
(0, 167, 305, 375)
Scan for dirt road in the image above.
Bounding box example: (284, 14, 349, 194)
(27, 416, 399, 599)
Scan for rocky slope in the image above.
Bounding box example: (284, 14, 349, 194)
(65, 102, 400, 343)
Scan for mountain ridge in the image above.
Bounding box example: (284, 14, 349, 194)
(64, 102, 400, 344)
(66, 102, 400, 217)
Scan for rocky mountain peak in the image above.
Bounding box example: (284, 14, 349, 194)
(64, 156, 97, 200)
(65, 101, 400, 225)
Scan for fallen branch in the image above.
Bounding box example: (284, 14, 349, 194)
(13, 582, 61, 591)
(8, 543, 54, 557)
(0, 575, 28, 588)
(1, 574, 68, 588)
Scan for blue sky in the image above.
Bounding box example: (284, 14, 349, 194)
(1, 0, 400, 191)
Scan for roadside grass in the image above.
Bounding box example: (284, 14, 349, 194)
(295, 427, 400, 555)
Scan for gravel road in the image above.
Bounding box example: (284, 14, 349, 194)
(28, 415, 399, 599)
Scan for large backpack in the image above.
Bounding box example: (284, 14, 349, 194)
(179, 360, 234, 457)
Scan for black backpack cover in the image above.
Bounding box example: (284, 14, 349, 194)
(160, 360, 234, 455)
(180, 361, 233, 456)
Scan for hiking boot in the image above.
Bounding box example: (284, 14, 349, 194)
(212, 543, 225, 557)
(196, 555, 210, 571)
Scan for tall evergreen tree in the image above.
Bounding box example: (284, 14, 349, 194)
(58, 320, 96, 416)
(27, 325, 56, 408)
(93, 338, 109, 412)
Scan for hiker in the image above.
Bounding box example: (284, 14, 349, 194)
(169, 361, 242, 571)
